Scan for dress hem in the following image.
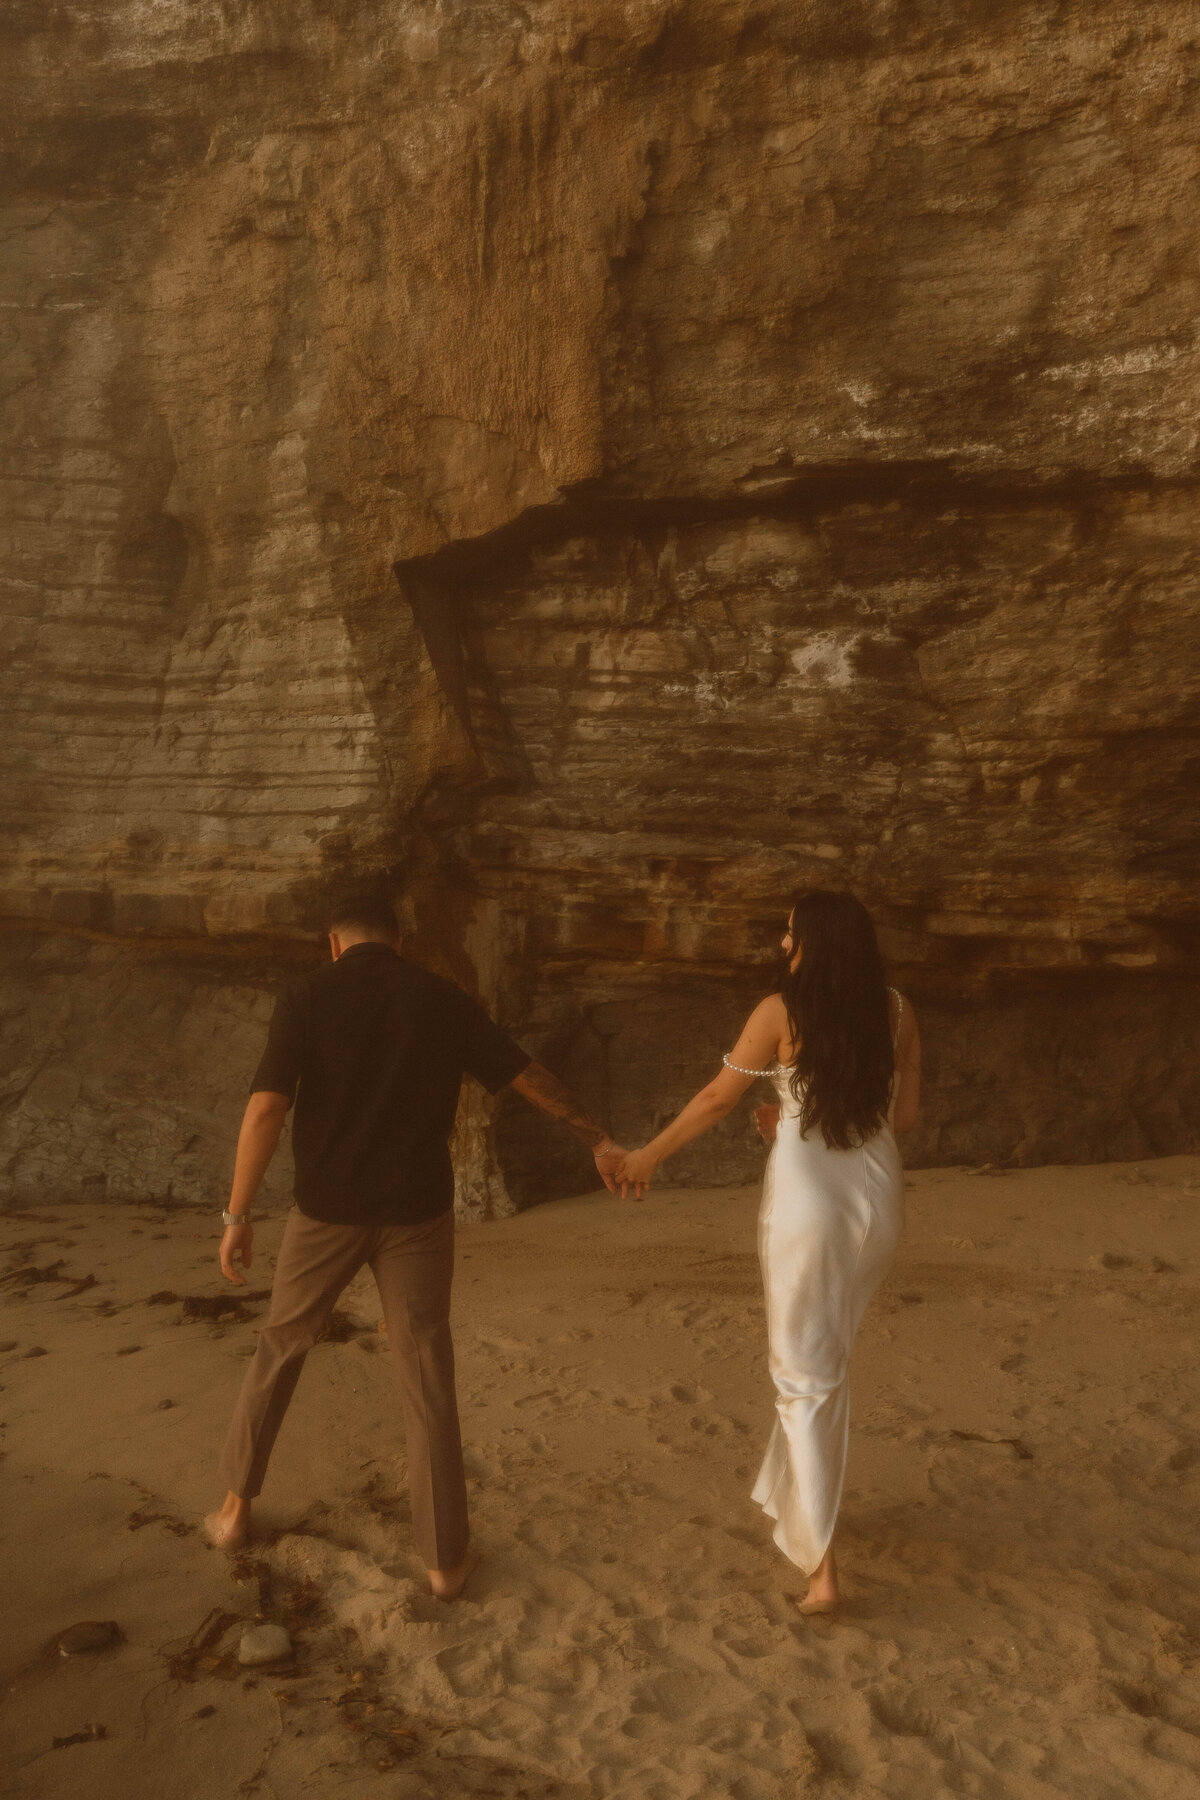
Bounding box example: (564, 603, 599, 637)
(751, 1484, 828, 1576)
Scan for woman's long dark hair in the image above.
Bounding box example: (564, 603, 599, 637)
(779, 890, 893, 1149)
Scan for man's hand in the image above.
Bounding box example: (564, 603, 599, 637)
(220, 1092, 287, 1286)
(614, 1145, 659, 1199)
(754, 1104, 780, 1143)
(593, 1143, 628, 1195)
(219, 1222, 254, 1287)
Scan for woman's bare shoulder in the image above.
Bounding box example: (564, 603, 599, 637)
(729, 993, 789, 1065)
(751, 991, 795, 1063)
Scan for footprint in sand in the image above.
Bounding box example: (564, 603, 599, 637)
(715, 1633, 775, 1660)
(868, 1687, 958, 1759)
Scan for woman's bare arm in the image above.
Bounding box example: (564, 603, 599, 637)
(891, 997, 921, 1133)
(616, 997, 784, 1193)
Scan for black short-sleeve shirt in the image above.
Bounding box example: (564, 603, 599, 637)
(251, 942, 531, 1226)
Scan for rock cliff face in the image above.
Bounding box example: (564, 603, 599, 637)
(2, 3, 1198, 1208)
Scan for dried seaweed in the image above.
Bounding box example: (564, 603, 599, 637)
(2, 1260, 65, 1287)
(128, 1508, 193, 1537)
(164, 1608, 245, 1683)
(2, 1258, 98, 1300)
(180, 1293, 267, 1321)
(52, 1724, 107, 1749)
(55, 1273, 97, 1299)
(330, 1669, 420, 1769)
(317, 1308, 361, 1343)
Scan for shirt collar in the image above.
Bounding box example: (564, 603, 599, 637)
(337, 941, 400, 963)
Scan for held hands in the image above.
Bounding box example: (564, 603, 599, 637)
(608, 1104, 777, 1200)
(613, 1145, 659, 1199)
(594, 1138, 656, 1199)
(219, 1221, 254, 1286)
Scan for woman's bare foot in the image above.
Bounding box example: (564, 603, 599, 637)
(203, 1491, 252, 1550)
(796, 1544, 839, 1615)
(428, 1550, 479, 1603)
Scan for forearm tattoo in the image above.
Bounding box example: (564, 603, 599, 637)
(516, 1062, 610, 1150)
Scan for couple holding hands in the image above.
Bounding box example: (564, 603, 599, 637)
(207, 889, 919, 1615)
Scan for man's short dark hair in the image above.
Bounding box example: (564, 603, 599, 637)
(326, 894, 400, 941)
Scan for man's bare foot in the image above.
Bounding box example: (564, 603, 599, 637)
(428, 1550, 479, 1603)
(203, 1491, 252, 1550)
(796, 1544, 838, 1615)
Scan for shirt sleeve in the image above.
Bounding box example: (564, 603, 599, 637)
(249, 983, 307, 1103)
(458, 991, 532, 1094)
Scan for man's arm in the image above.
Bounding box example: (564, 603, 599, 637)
(509, 1062, 625, 1194)
(219, 1090, 289, 1285)
(510, 1062, 611, 1149)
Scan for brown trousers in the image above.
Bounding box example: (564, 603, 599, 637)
(218, 1205, 468, 1570)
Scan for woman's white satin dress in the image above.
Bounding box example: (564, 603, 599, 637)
(751, 1016, 904, 1574)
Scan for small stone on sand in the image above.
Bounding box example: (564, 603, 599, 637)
(238, 1623, 292, 1667)
(208, 1328, 225, 1340)
(0, 1341, 16, 1352)
(116, 1345, 142, 1355)
(24, 1346, 47, 1358)
(58, 1620, 120, 1656)
(157, 1398, 175, 1409)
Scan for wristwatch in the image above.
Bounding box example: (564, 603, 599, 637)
(222, 1210, 252, 1227)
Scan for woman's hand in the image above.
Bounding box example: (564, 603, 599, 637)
(614, 1145, 659, 1199)
(754, 1104, 780, 1143)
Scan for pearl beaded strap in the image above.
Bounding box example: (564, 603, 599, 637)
(889, 986, 903, 1050)
(722, 1053, 775, 1077)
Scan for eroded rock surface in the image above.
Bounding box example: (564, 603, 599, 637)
(1, 3, 1197, 1205)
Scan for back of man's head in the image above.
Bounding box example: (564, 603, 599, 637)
(326, 894, 400, 944)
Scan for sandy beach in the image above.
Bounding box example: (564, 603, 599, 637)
(3, 1156, 1200, 1799)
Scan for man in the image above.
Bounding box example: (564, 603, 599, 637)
(205, 895, 626, 1601)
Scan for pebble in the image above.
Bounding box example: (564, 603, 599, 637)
(235, 1343, 256, 1357)
(58, 1620, 120, 1656)
(0, 1341, 16, 1352)
(157, 1398, 176, 1410)
(24, 1346, 47, 1358)
(208, 1328, 225, 1340)
(238, 1623, 292, 1667)
(116, 1345, 142, 1356)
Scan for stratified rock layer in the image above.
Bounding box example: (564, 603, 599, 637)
(1, 4, 1197, 1205)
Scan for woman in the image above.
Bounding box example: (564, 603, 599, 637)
(616, 890, 921, 1614)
